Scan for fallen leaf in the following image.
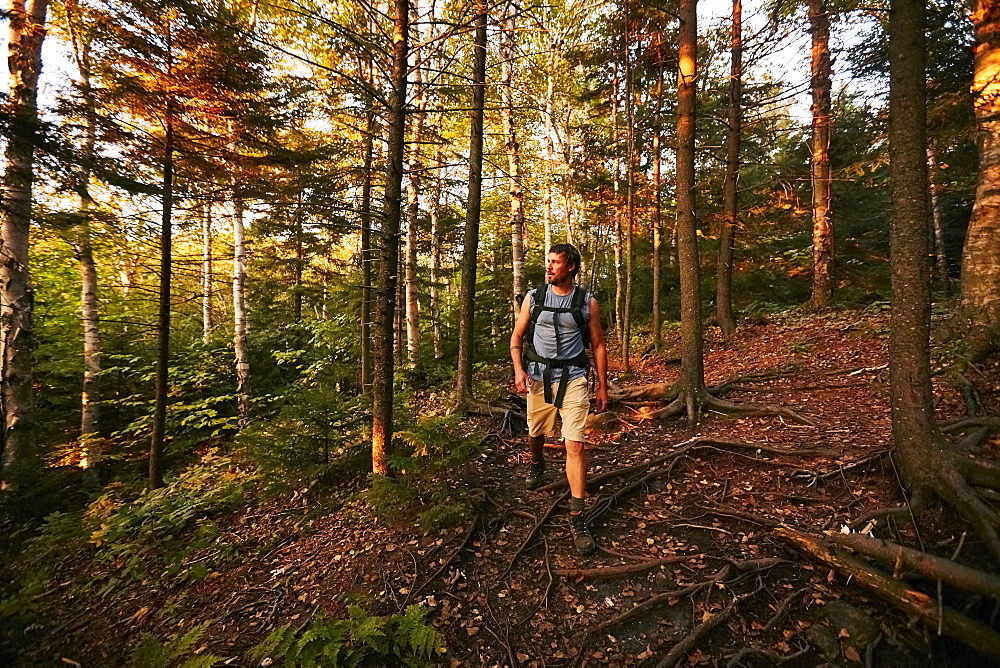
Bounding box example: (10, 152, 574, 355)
(466, 626, 479, 636)
(844, 645, 861, 662)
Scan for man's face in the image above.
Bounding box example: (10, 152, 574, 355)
(545, 252, 575, 285)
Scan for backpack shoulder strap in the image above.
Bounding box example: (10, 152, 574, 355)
(570, 287, 589, 343)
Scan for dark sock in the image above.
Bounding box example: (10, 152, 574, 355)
(530, 458, 545, 471)
(569, 496, 585, 514)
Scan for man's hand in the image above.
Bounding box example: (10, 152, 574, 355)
(594, 386, 609, 414)
(514, 368, 531, 394)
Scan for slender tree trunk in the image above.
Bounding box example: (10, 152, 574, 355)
(611, 64, 624, 345)
(293, 187, 304, 326)
(809, 0, 834, 309)
(651, 49, 664, 352)
(232, 193, 251, 428)
(202, 203, 214, 344)
(500, 0, 525, 315)
(65, 0, 102, 467)
(676, 0, 705, 417)
(149, 96, 174, 491)
(454, 3, 487, 412)
(543, 31, 557, 256)
(405, 20, 425, 369)
(623, 15, 635, 375)
(429, 139, 444, 360)
(0, 0, 48, 487)
(927, 144, 951, 298)
(360, 111, 376, 395)
(372, 0, 409, 475)
(395, 249, 404, 367)
(960, 0, 1000, 356)
(716, 0, 742, 337)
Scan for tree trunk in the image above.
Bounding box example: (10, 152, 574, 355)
(65, 0, 102, 467)
(927, 144, 951, 298)
(372, 0, 409, 475)
(500, 0, 525, 316)
(149, 96, 174, 491)
(202, 203, 214, 344)
(651, 47, 664, 352)
(454, 3, 487, 412)
(675, 0, 705, 414)
(292, 186, 304, 326)
(611, 64, 624, 346)
(0, 0, 48, 487)
(429, 139, 444, 360)
(232, 193, 251, 428)
(543, 29, 557, 256)
(715, 0, 742, 337)
(961, 0, 1000, 356)
(809, 0, 834, 309)
(360, 110, 376, 395)
(623, 16, 635, 376)
(405, 22, 425, 370)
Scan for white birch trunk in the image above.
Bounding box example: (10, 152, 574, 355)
(202, 202, 214, 344)
(233, 195, 251, 426)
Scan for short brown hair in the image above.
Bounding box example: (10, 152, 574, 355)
(549, 243, 581, 278)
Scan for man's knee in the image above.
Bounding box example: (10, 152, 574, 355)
(565, 440, 586, 457)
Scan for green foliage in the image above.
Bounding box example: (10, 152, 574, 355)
(130, 622, 225, 668)
(247, 605, 444, 667)
(87, 450, 254, 581)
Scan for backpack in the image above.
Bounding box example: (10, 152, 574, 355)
(523, 283, 590, 408)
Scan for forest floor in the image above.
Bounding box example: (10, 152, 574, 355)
(16, 307, 1000, 666)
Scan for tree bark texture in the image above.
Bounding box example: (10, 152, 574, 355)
(233, 194, 251, 428)
(372, 0, 409, 475)
(623, 12, 635, 375)
(405, 51, 425, 370)
(927, 145, 951, 298)
(962, 0, 1000, 355)
(543, 30, 557, 256)
(500, 0, 525, 315)
(0, 0, 48, 486)
(202, 203, 214, 344)
(360, 110, 376, 394)
(149, 96, 174, 491)
(715, 0, 741, 338)
(888, 0, 944, 497)
(675, 0, 705, 401)
(454, 4, 487, 411)
(429, 139, 443, 360)
(651, 50, 664, 351)
(809, 0, 834, 310)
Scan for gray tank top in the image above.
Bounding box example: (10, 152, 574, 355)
(526, 285, 590, 383)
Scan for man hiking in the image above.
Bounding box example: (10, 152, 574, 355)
(510, 243, 609, 556)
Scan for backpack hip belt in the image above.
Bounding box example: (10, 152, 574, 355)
(523, 283, 591, 409)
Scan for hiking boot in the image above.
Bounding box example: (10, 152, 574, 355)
(525, 462, 546, 490)
(569, 513, 596, 556)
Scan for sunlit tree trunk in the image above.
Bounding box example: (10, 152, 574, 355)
(372, 0, 409, 475)
(360, 110, 376, 395)
(651, 48, 664, 352)
(454, 2, 487, 412)
(65, 0, 102, 467)
(202, 203, 214, 344)
(961, 0, 1000, 356)
(611, 63, 624, 345)
(622, 13, 635, 375)
(405, 13, 425, 369)
(809, 0, 834, 309)
(232, 193, 251, 428)
(500, 0, 525, 315)
(716, 0, 741, 337)
(0, 0, 48, 487)
(676, 0, 706, 419)
(395, 251, 404, 367)
(543, 29, 557, 255)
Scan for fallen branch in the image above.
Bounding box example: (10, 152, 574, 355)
(775, 525, 1000, 657)
(762, 587, 809, 632)
(553, 554, 699, 580)
(829, 532, 1000, 600)
(655, 588, 759, 668)
(591, 567, 731, 634)
(411, 515, 480, 599)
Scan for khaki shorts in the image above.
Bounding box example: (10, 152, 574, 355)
(527, 376, 590, 443)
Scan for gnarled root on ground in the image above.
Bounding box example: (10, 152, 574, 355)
(775, 525, 1000, 658)
(641, 386, 816, 426)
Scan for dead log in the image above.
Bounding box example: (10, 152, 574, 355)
(830, 532, 1000, 600)
(775, 525, 1000, 657)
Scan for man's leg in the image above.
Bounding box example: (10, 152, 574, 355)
(525, 382, 556, 489)
(525, 433, 547, 489)
(561, 377, 596, 555)
(564, 439, 587, 498)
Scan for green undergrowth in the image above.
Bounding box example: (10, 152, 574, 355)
(1, 450, 257, 658)
(247, 604, 445, 667)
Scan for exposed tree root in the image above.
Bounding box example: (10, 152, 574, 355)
(775, 525, 1000, 657)
(724, 645, 809, 667)
(642, 389, 816, 426)
(950, 372, 984, 418)
(553, 554, 696, 581)
(830, 533, 1000, 599)
(940, 416, 1000, 434)
(411, 515, 482, 599)
(500, 489, 570, 578)
(654, 588, 760, 668)
(762, 586, 810, 632)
